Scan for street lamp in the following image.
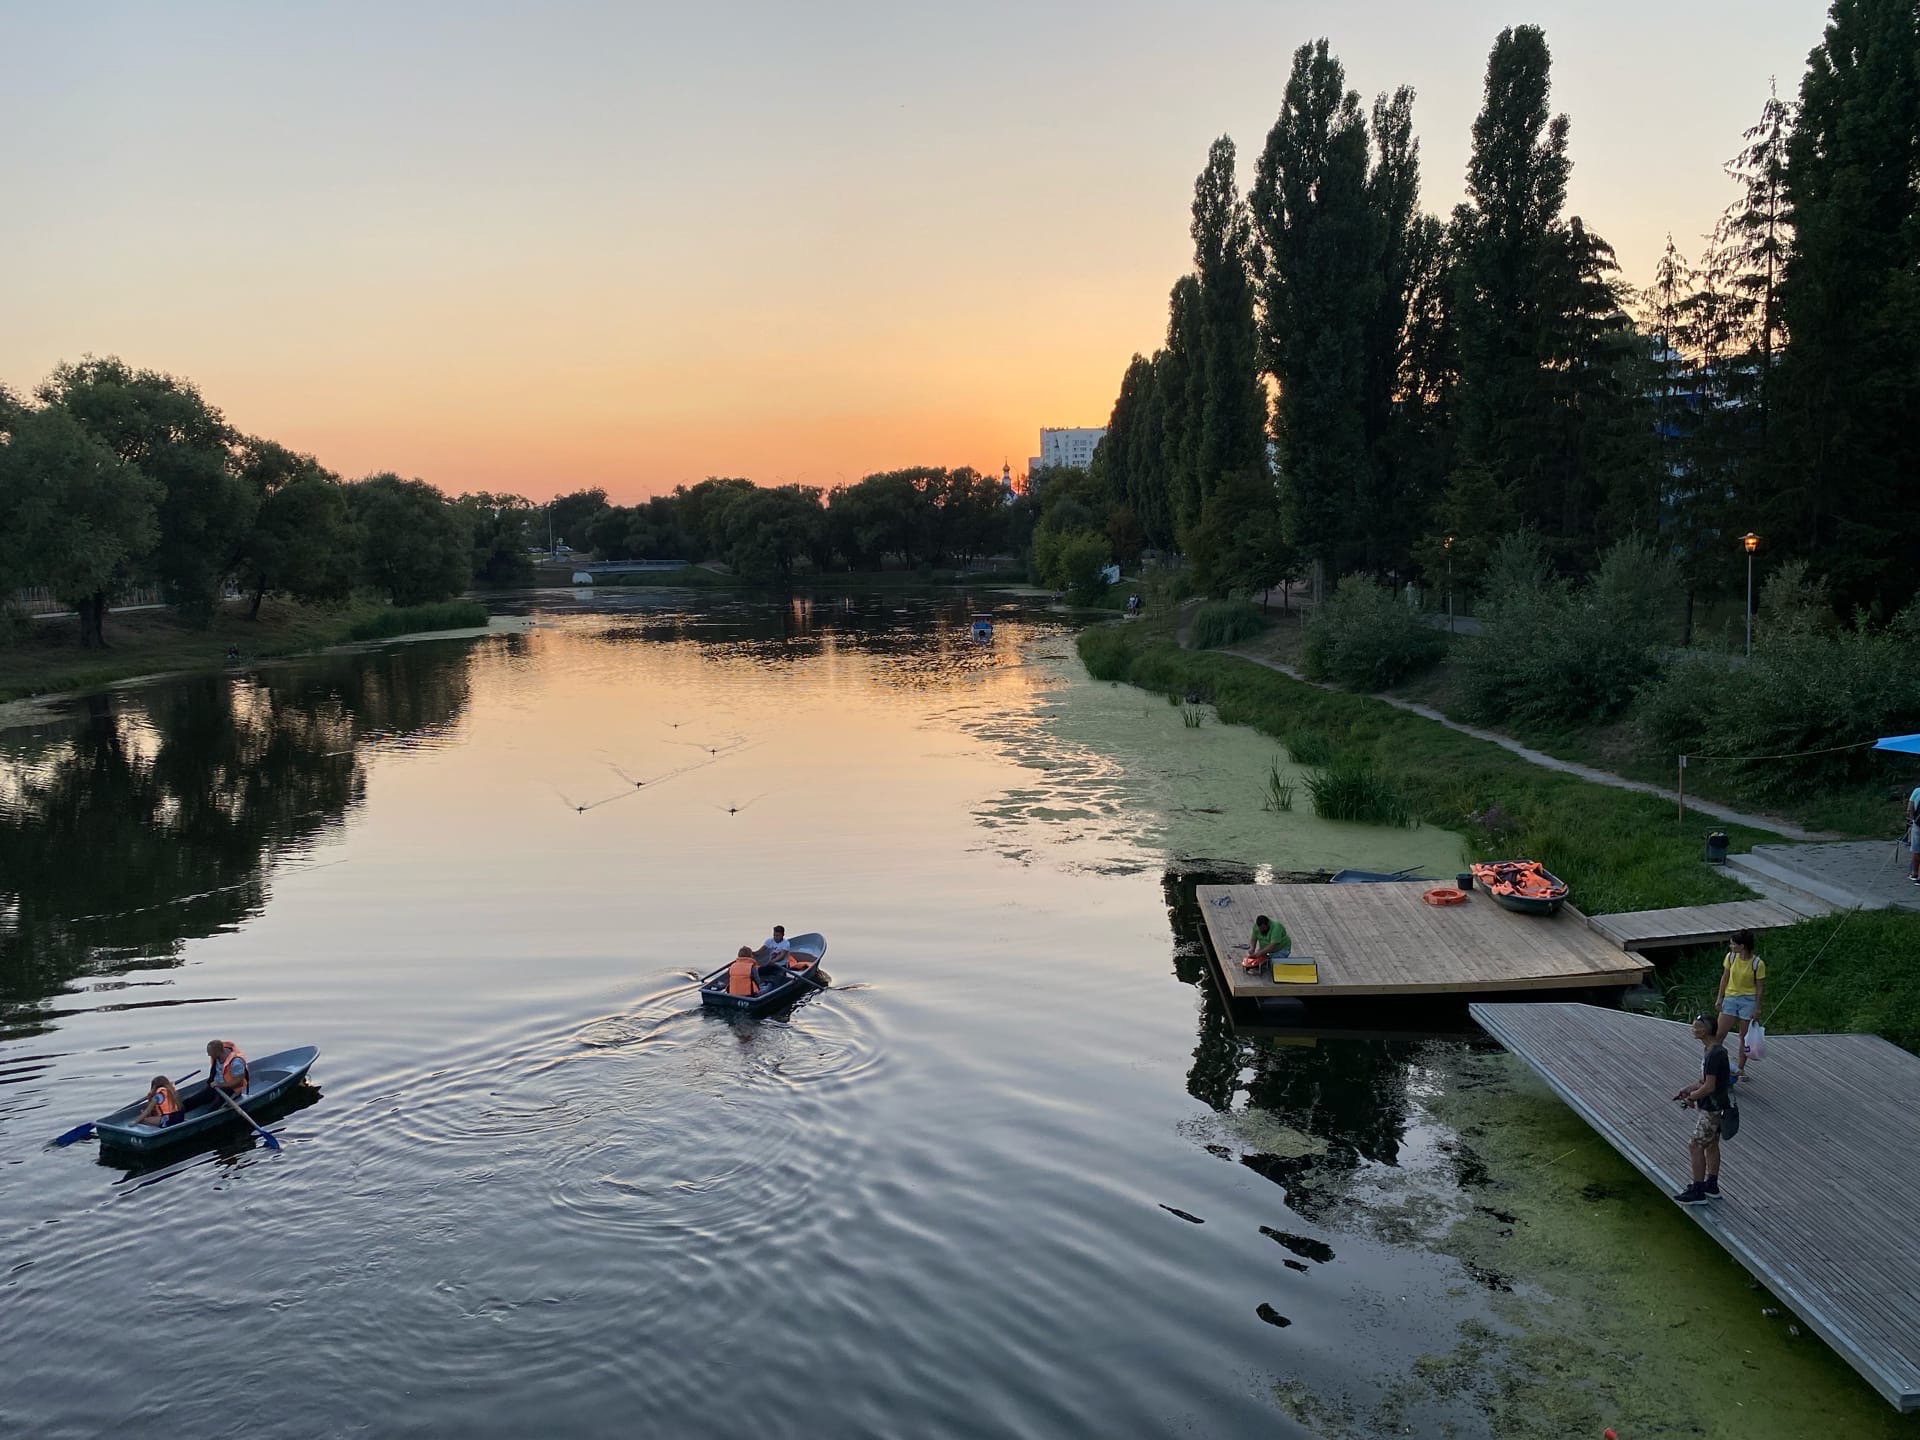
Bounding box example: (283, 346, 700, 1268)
(1443, 535, 1455, 633)
(1742, 532, 1760, 657)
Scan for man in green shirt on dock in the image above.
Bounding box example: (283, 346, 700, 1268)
(1243, 915, 1290, 972)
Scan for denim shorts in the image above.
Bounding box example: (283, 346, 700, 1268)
(1721, 993, 1757, 1021)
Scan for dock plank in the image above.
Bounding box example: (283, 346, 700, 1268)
(1470, 1001, 1920, 1411)
(1197, 882, 1650, 999)
(1587, 899, 1806, 951)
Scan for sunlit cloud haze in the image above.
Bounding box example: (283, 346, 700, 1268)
(2, 1, 1820, 501)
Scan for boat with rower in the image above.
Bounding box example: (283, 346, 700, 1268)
(699, 933, 827, 1015)
(92, 1047, 320, 1153)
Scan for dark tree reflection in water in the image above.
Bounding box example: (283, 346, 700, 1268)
(1161, 864, 1421, 1220)
(0, 645, 475, 1034)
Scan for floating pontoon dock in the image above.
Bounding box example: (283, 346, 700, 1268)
(1195, 881, 1650, 1001)
(1472, 1001, 1920, 1412)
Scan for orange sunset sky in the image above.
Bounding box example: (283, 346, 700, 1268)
(4, 2, 1822, 503)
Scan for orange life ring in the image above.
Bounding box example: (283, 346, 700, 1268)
(1422, 887, 1468, 906)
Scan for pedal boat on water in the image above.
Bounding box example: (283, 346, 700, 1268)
(699, 933, 827, 1015)
(92, 1046, 320, 1153)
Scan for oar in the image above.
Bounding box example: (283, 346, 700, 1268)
(215, 1088, 282, 1152)
(52, 1070, 200, 1147)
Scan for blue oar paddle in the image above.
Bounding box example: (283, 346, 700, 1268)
(214, 1088, 282, 1152)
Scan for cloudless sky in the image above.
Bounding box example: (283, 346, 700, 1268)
(1, 1, 1824, 502)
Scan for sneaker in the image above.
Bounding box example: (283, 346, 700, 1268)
(1704, 1177, 1721, 1197)
(1674, 1184, 1709, 1205)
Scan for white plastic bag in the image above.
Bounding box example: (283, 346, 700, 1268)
(1745, 1021, 1766, 1062)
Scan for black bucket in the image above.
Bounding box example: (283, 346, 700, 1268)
(1704, 831, 1729, 865)
(1456, 870, 1474, 891)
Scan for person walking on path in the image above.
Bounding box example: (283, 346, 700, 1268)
(1671, 1014, 1735, 1205)
(1907, 782, 1920, 884)
(1714, 929, 1766, 1080)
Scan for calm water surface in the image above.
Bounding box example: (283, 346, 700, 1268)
(2, 591, 1510, 1438)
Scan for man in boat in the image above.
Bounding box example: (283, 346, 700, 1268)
(1670, 1014, 1734, 1205)
(761, 925, 791, 963)
(206, 1039, 249, 1103)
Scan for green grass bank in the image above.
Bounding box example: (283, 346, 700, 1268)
(1, 598, 490, 703)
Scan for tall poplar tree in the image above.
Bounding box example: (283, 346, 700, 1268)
(1362, 86, 1446, 578)
(1777, 0, 1919, 610)
(1448, 26, 1571, 554)
(1188, 137, 1270, 506)
(1251, 39, 1379, 584)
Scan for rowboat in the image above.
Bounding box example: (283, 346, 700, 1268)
(1469, 860, 1570, 916)
(699, 933, 827, 1015)
(93, 1047, 320, 1153)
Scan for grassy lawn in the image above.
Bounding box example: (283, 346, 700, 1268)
(0, 597, 489, 703)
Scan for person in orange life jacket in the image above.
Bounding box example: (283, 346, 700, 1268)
(727, 946, 762, 997)
(206, 1039, 249, 1100)
(136, 1075, 182, 1127)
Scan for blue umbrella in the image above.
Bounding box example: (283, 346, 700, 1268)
(1874, 735, 1920, 755)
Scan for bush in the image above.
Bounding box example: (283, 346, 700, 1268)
(1032, 527, 1111, 604)
(1303, 757, 1416, 826)
(0, 604, 31, 651)
(1456, 534, 1679, 731)
(1283, 727, 1340, 766)
(1301, 576, 1446, 689)
(346, 600, 489, 641)
(1190, 599, 1268, 650)
(1637, 599, 1920, 797)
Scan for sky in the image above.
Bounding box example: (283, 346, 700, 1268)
(1, 1, 1825, 503)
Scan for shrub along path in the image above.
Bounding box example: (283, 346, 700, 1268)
(1200, 639, 1835, 842)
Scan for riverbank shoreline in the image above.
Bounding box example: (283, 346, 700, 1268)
(0, 597, 496, 711)
(1078, 621, 1920, 1053)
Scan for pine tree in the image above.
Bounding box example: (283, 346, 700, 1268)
(1640, 234, 1696, 507)
(1777, 0, 1920, 611)
(1250, 39, 1380, 585)
(1719, 80, 1794, 437)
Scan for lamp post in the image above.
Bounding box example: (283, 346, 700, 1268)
(1742, 532, 1759, 657)
(1443, 535, 1454, 633)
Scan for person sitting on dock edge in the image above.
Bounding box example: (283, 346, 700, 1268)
(1714, 929, 1765, 1081)
(1243, 914, 1291, 972)
(206, 1039, 248, 1101)
(136, 1075, 182, 1128)
(1671, 1014, 1734, 1205)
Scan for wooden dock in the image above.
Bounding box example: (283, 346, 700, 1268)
(1195, 882, 1650, 1000)
(1471, 1001, 1920, 1411)
(1586, 898, 1807, 952)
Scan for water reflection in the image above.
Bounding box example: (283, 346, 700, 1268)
(0, 646, 474, 1037)
(1162, 863, 1422, 1220)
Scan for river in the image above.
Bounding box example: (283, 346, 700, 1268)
(0, 590, 1906, 1439)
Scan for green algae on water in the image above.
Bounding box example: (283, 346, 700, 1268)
(1321, 1045, 1920, 1440)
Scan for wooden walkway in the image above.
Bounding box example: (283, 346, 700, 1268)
(1471, 1001, 1920, 1411)
(1586, 898, 1806, 951)
(1196, 882, 1650, 1000)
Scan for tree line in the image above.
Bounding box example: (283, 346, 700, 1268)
(0, 357, 1031, 647)
(0, 358, 503, 645)
(542, 467, 1023, 578)
(1080, 1, 1920, 624)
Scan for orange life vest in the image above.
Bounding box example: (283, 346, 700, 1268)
(215, 1044, 248, 1089)
(727, 957, 758, 997)
(151, 1086, 180, 1117)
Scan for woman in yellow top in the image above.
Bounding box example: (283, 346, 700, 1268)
(1713, 928, 1765, 1079)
